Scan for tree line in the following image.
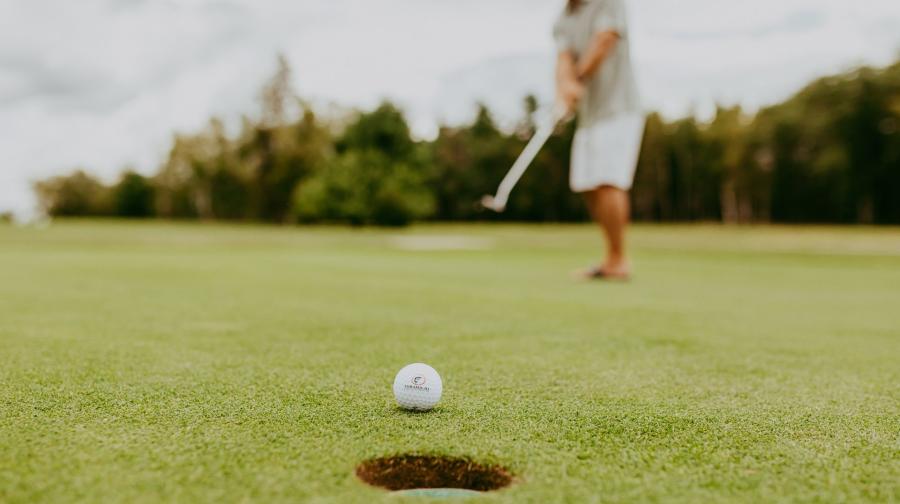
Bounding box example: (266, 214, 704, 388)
(34, 56, 900, 225)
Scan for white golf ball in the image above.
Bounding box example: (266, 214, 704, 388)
(393, 363, 442, 411)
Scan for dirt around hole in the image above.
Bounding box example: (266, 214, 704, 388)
(356, 454, 513, 492)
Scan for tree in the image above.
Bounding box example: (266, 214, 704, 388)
(706, 107, 748, 223)
(113, 171, 155, 218)
(155, 120, 241, 220)
(260, 54, 295, 129)
(294, 102, 432, 226)
(430, 105, 517, 221)
(337, 103, 416, 159)
(293, 150, 433, 226)
(241, 57, 331, 222)
(31, 56, 900, 225)
(632, 113, 668, 221)
(34, 170, 112, 217)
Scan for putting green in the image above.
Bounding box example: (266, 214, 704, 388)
(1, 221, 898, 503)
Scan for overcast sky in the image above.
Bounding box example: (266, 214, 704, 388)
(1, 0, 899, 218)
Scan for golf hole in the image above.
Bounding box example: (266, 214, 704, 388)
(356, 455, 513, 494)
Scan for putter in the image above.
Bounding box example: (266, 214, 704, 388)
(481, 105, 568, 213)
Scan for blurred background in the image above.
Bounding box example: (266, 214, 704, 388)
(1, 0, 899, 225)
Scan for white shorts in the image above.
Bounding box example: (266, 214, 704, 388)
(570, 113, 645, 192)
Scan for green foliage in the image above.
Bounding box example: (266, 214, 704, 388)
(749, 62, 900, 223)
(113, 171, 155, 218)
(292, 103, 434, 226)
(34, 170, 112, 217)
(294, 150, 434, 226)
(429, 106, 510, 221)
(32, 58, 900, 225)
(337, 103, 415, 159)
(154, 122, 234, 220)
(429, 102, 584, 222)
(241, 110, 331, 222)
(629, 61, 900, 224)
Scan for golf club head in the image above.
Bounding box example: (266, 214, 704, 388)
(480, 195, 506, 213)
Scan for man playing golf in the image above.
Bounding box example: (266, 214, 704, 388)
(554, 0, 643, 280)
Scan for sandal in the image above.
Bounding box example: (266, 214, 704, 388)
(578, 266, 631, 281)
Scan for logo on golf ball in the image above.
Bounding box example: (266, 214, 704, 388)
(411, 375, 427, 386)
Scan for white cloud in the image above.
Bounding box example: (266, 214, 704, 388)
(1, 0, 899, 218)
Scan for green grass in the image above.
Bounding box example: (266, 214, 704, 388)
(1, 220, 898, 503)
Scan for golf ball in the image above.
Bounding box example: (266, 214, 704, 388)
(393, 363, 442, 411)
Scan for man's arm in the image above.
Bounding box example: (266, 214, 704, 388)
(556, 50, 584, 113)
(575, 30, 620, 81)
(556, 30, 620, 112)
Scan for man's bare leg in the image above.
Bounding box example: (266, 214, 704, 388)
(583, 185, 631, 278)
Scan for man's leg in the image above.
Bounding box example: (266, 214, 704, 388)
(593, 185, 631, 276)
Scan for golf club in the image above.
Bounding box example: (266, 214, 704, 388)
(481, 105, 569, 213)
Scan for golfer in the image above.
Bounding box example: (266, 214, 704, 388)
(554, 0, 643, 280)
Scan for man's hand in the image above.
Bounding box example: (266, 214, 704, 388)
(557, 78, 585, 115)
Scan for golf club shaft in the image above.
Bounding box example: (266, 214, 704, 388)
(488, 107, 566, 209)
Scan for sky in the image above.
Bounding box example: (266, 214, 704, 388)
(1, 0, 899, 218)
